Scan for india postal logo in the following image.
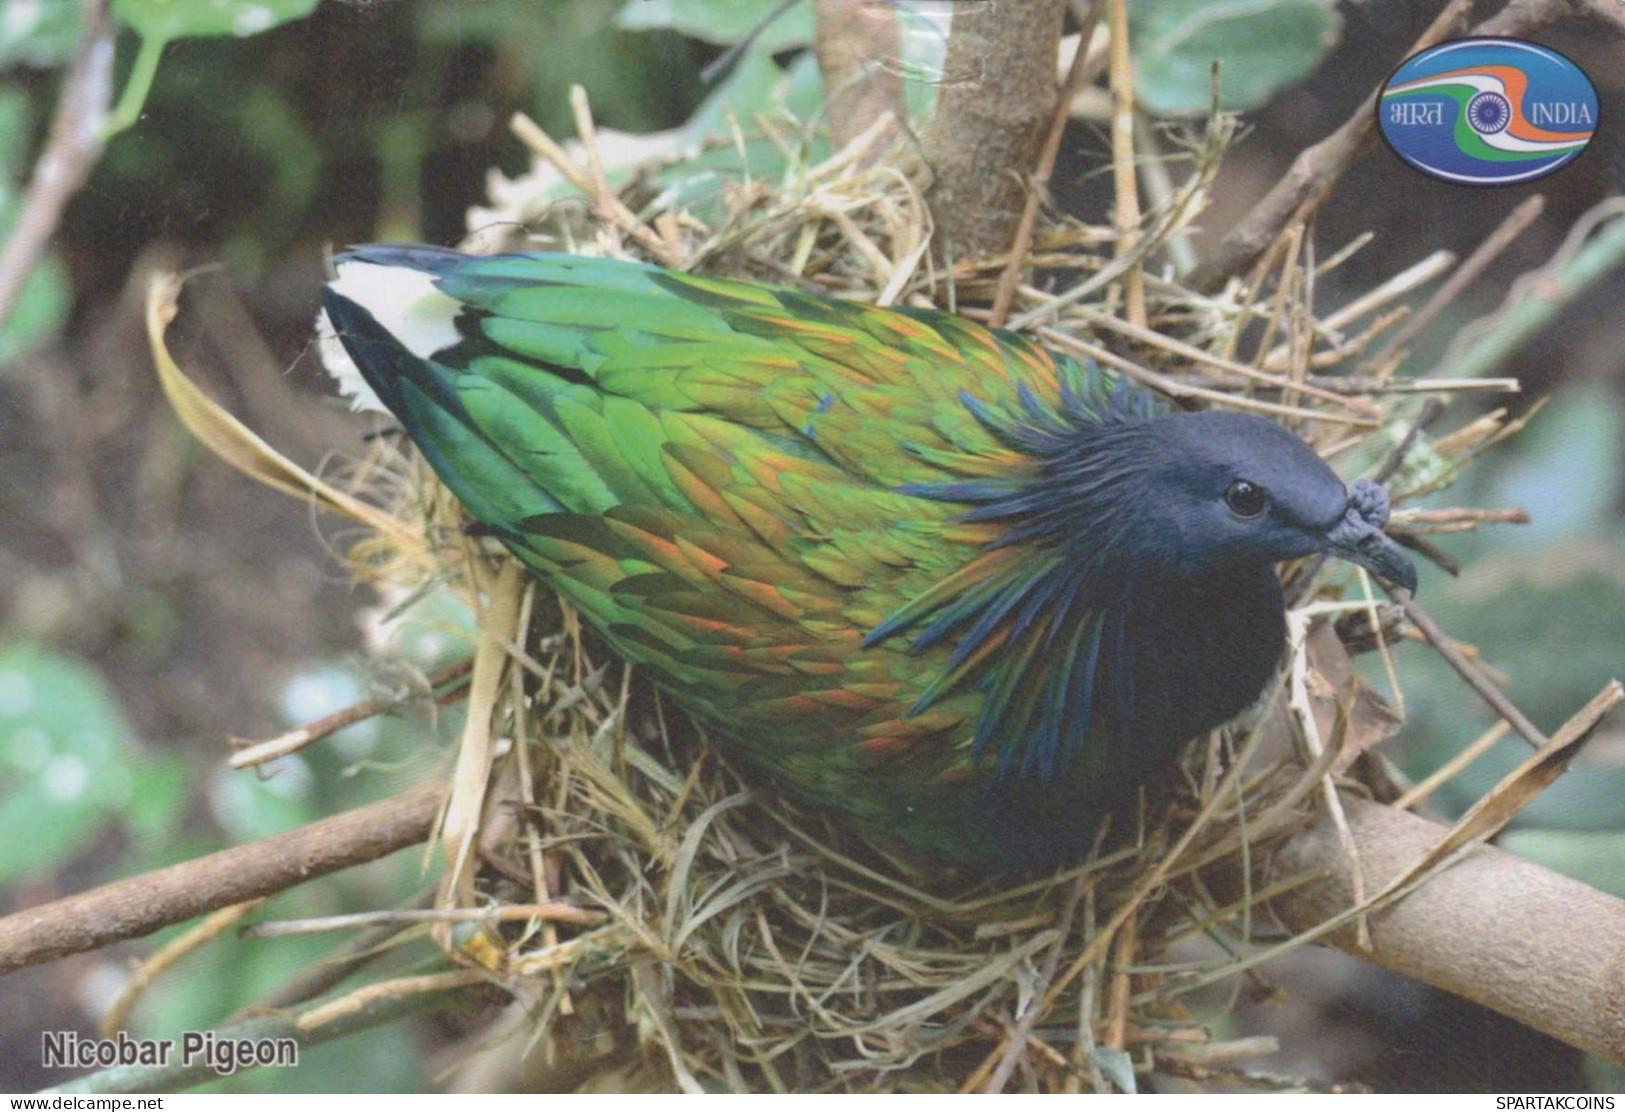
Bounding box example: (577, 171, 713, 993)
(1378, 38, 1596, 185)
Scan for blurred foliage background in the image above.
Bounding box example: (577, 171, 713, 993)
(0, 0, 1620, 1093)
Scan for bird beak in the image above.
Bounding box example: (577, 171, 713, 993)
(1324, 477, 1418, 595)
(1330, 530, 1418, 595)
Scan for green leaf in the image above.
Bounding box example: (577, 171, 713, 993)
(0, 644, 185, 882)
(237, 84, 321, 221)
(1129, 0, 1341, 116)
(419, 0, 708, 137)
(0, 88, 30, 179)
(681, 40, 786, 144)
(1480, 382, 1624, 548)
(0, 237, 70, 363)
(111, 0, 318, 42)
(780, 40, 824, 122)
(616, 0, 815, 53)
(0, 0, 84, 67)
(125, 755, 190, 838)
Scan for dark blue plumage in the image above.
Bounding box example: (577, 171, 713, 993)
(864, 372, 1408, 787)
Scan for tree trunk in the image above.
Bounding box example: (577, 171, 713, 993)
(921, 0, 1067, 260)
(1215, 793, 1625, 1064)
(813, 0, 905, 151)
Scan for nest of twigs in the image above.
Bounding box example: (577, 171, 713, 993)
(271, 85, 1555, 1094)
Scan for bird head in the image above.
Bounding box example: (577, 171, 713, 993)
(1104, 411, 1418, 593)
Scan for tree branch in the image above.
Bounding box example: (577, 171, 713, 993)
(813, 0, 905, 152)
(923, 0, 1067, 260)
(989, 1, 1103, 326)
(0, 784, 443, 976)
(0, 0, 115, 332)
(1254, 794, 1625, 1065)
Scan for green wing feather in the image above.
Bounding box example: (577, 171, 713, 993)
(323, 247, 1147, 868)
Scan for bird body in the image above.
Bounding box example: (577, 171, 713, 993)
(320, 247, 1414, 870)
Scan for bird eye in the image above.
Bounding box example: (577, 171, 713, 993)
(1224, 479, 1268, 519)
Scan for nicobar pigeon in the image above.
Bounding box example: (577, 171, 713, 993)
(319, 246, 1416, 872)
